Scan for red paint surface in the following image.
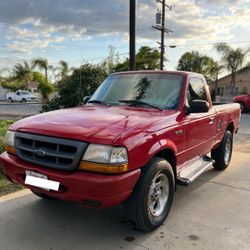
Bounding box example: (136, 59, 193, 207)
(234, 94, 250, 109)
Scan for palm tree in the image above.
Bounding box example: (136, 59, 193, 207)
(58, 60, 70, 78)
(177, 51, 214, 80)
(209, 61, 224, 95)
(215, 43, 248, 97)
(12, 61, 32, 86)
(32, 58, 53, 83)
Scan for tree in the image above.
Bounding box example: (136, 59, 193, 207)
(215, 43, 248, 97)
(177, 51, 215, 80)
(42, 63, 107, 112)
(57, 60, 71, 79)
(32, 58, 53, 84)
(114, 46, 161, 71)
(1, 81, 26, 91)
(12, 61, 32, 86)
(209, 61, 224, 100)
(101, 46, 120, 74)
(32, 71, 54, 100)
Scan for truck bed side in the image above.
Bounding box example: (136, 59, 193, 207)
(213, 103, 240, 148)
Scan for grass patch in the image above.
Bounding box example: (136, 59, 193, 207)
(0, 120, 23, 197)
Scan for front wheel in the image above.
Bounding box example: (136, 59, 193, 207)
(22, 98, 27, 103)
(211, 130, 233, 170)
(125, 157, 175, 232)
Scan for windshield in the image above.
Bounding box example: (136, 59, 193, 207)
(21, 91, 30, 95)
(90, 73, 183, 110)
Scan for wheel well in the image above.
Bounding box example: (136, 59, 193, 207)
(227, 122, 234, 134)
(237, 101, 245, 105)
(154, 148, 176, 179)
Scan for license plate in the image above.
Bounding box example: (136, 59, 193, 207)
(25, 170, 60, 191)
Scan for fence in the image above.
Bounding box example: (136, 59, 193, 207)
(0, 102, 43, 120)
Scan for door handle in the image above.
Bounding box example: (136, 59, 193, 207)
(209, 117, 215, 125)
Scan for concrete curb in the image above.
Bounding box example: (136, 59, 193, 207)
(0, 189, 31, 203)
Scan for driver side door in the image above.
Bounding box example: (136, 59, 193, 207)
(184, 77, 217, 161)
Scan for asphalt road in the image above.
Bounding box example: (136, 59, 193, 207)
(0, 115, 250, 250)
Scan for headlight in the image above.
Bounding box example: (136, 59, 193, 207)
(4, 131, 16, 154)
(82, 144, 128, 164)
(80, 144, 128, 173)
(82, 144, 113, 163)
(110, 147, 128, 163)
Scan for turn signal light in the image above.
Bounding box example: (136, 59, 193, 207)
(79, 161, 128, 174)
(4, 145, 17, 155)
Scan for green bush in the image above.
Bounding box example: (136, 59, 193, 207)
(0, 120, 14, 179)
(42, 63, 107, 112)
(1, 81, 27, 91)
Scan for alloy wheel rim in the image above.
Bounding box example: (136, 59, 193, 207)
(224, 138, 231, 164)
(148, 173, 169, 217)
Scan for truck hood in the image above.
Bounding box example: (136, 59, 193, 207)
(10, 106, 177, 145)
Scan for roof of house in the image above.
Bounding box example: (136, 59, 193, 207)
(218, 65, 250, 81)
(28, 81, 39, 88)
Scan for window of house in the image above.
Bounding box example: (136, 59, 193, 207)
(235, 87, 239, 96)
(220, 87, 225, 96)
(242, 87, 248, 94)
(217, 87, 225, 96)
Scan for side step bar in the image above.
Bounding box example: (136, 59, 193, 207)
(177, 156, 214, 186)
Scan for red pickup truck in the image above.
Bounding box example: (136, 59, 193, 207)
(234, 94, 250, 112)
(0, 71, 240, 232)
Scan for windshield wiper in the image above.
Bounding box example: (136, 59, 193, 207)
(88, 100, 111, 107)
(119, 100, 162, 111)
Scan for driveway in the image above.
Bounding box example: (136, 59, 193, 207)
(0, 115, 250, 250)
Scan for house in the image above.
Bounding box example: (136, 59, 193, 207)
(28, 81, 41, 99)
(28, 81, 39, 94)
(212, 66, 250, 102)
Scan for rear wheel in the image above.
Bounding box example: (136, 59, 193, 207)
(125, 157, 175, 232)
(211, 130, 233, 170)
(8, 97, 13, 103)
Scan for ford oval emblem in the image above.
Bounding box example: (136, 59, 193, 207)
(35, 150, 46, 157)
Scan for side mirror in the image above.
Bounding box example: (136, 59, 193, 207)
(83, 96, 91, 104)
(187, 100, 209, 114)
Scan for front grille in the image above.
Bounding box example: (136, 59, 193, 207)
(15, 132, 88, 171)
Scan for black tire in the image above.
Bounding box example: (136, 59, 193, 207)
(31, 190, 55, 200)
(239, 102, 246, 113)
(22, 98, 27, 103)
(211, 130, 233, 170)
(8, 97, 13, 103)
(125, 157, 175, 232)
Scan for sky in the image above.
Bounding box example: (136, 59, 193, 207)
(0, 0, 250, 74)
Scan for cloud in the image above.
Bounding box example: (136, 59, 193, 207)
(0, 0, 249, 64)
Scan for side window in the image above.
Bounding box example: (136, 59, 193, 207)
(16, 91, 20, 96)
(187, 78, 208, 106)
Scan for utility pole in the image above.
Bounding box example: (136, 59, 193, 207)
(160, 0, 166, 70)
(129, 0, 136, 71)
(153, 0, 172, 70)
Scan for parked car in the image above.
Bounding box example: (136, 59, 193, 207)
(6, 90, 38, 102)
(233, 94, 250, 112)
(0, 71, 241, 232)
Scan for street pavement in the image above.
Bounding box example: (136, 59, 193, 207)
(0, 115, 250, 250)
